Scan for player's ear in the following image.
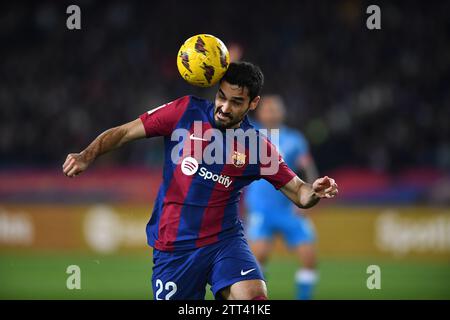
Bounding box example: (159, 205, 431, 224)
(249, 96, 260, 111)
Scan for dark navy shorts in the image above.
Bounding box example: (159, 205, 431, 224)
(151, 236, 264, 300)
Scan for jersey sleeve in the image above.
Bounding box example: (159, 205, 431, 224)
(139, 95, 190, 138)
(259, 137, 297, 190)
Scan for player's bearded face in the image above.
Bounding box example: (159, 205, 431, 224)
(214, 81, 259, 129)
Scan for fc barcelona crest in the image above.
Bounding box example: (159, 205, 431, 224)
(232, 151, 246, 168)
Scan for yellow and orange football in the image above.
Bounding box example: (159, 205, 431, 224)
(177, 34, 230, 87)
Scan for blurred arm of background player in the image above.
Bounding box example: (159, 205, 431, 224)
(296, 153, 319, 184)
(62, 119, 146, 177)
(294, 151, 320, 216)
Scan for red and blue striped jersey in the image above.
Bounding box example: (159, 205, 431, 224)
(140, 95, 296, 251)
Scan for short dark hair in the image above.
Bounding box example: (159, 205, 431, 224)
(220, 61, 264, 101)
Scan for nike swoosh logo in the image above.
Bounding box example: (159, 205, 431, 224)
(240, 268, 256, 276)
(189, 133, 208, 141)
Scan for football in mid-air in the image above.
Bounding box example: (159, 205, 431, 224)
(177, 34, 230, 87)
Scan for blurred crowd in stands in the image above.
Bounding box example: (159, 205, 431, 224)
(1, 1, 449, 184)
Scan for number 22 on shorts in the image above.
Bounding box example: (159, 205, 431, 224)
(155, 279, 178, 300)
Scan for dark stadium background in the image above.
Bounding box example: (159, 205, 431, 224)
(1, 1, 449, 299)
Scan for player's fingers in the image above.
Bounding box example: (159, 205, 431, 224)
(63, 157, 77, 173)
(319, 176, 332, 186)
(63, 158, 75, 171)
(325, 189, 338, 198)
(63, 162, 73, 175)
(62, 156, 71, 169)
(324, 186, 333, 193)
(63, 153, 76, 168)
(327, 189, 338, 197)
(66, 169, 77, 178)
(67, 165, 80, 177)
(319, 176, 329, 183)
(315, 177, 327, 188)
(324, 182, 338, 193)
(319, 186, 338, 198)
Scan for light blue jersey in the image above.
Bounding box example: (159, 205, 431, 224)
(245, 124, 316, 247)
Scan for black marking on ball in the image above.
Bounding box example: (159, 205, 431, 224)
(217, 46, 228, 69)
(180, 51, 192, 73)
(201, 62, 215, 83)
(195, 36, 208, 56)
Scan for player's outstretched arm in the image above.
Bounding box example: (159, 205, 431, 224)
(280, 175, 338, 209)
(62, 118, 146, 177)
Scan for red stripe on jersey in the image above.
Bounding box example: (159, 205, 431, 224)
(154, 203, 183, 251)
(139, 96, 190, 138)
(155, 121, 212, 251)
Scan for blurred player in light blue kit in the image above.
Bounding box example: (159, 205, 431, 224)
(245, 95, 319, 300)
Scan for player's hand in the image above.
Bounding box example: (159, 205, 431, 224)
(62, 152, 89, 178)
(312, 176, 338, 199)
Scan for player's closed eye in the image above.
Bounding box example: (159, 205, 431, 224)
(217, 93, 226, 101)
(231, 100, 242, 107)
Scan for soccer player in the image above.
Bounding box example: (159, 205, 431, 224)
(245, 95, 320, 300)
(62, 61, 338, 300)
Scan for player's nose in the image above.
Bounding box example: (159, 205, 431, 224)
(221, 102, 232, 114)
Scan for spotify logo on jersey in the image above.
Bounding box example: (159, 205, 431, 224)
(180, 156, 233, 188)
(181, 157, 199, 176)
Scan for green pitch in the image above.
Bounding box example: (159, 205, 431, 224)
(0, 252, 449, 299)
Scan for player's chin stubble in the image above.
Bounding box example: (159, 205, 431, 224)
(214, 105, 251, 129)
(214, 108, 234, 129)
